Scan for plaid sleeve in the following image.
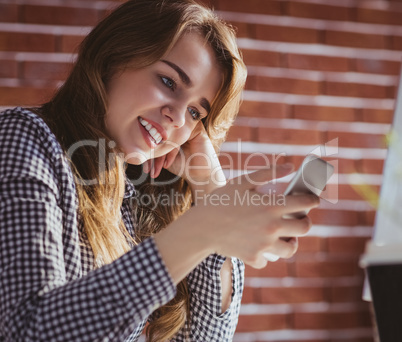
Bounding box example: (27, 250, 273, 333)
(0, 109, 176, 341)
(179, 254, 245, 341)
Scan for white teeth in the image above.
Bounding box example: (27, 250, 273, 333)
(139, 118, 163, 144)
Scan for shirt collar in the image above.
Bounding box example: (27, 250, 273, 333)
(124, 176, 136, 199)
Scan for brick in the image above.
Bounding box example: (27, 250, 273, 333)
(242, 286, 257, 303)
(356, 7, 402, 26)
(292, 308, 372, 329)
(22, 61, 72, 81)
(331, 338, 374, 342)
(361, 108, 394, 124)
(253, 76, 321, 95)
(323, 158, 354, 173)
(0, 59, 18, 78)
(355, 58, 401, 75)
(392, 35, 402, 50)
(215, 0, 282, 15)
(286, 2, 352, 21)
(245, 74, 257, 90)
(293, 105, 356, 122)
(389, 84, 398, 98)
(60, 35, 84, 53)
(324, 81, 391, 99)
(338, 183, 380, 201)
(256, 340, 327, 342)
(21, 5, 99, 26)
(225, 21, 251, 38)
(242, 49, 282, 67)
(309, 209, 361, 226)
(0, 4, 18, 22)
(364, 210, 376, 226)
(219, 152, 291, 174)
(244, 261, 289, 278)
(260, 286, 325, 304)
(344, 183, 379, 208)
(255, 24, 319, 44)
(0, 86, 54, 106)
(239, 152, 285, 170)
(256, 340, 328, 342)
(237, 313, 288, 332)
(330, 284, 366, 302)
(360, 159, 385, 174)
(258, 127, 323, 145)
(297, 236, 323, 253)
(328, 131, 386, 149)
(294, 259, 362, 278)
(285, 155, 306, 167)
(226, 125, 253, 141)
(333, 158, 359, 174)
(327, 237, 370, 254)
(286, 53, 350, 72)
(239, 100, 290, 119)
(324, 30, 386, 49)
(0, 32, 55, 52)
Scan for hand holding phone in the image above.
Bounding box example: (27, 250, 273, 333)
(263, 155, 334, 262)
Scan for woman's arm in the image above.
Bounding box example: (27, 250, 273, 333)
(0, 110, 176, 341)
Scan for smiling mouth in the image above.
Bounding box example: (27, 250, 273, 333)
(139, 117, 163, 145)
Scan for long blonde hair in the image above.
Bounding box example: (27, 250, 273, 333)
(37, 0, 247, 340)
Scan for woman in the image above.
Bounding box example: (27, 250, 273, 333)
(0, 0, 319, 341)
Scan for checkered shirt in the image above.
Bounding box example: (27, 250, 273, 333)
(0, 107, 244, 341)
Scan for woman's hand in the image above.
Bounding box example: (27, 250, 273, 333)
(154, 163, 320, 284)
(143, 122, 226, 194)
(189, 163, 319, 268)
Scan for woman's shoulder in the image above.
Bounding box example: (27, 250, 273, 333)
(1, 106, 53, 134)
(0, 106, 64, 157)
(0, 107, 74, 201)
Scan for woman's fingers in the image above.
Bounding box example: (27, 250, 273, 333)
(164, 147, 181, 170)
(150, 156, 166, 178)
(277, 193, 320, 216)
(264, 236, 299, 260)
(143, 160, 151, 174)
(243, 236, 298, 269)
(142, 148, 182, 178)
(278, 215, 312, 237)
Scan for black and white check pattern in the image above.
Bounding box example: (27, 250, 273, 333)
(0, 108, 244, 341)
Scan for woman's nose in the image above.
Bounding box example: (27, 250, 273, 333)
(161, 105, 186, 128)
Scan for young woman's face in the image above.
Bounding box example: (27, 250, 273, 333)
(105, 32, 222, 164)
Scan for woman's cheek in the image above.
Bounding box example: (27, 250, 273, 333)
(172, 128, 192, 145)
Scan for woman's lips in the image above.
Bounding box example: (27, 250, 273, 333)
(138, 117, 158, 149)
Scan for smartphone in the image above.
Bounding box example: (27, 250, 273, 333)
(283, 154, 335, 218)
(263, 154, 334, 261)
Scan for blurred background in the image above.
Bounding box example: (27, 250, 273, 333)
(1, 0, 402, 341)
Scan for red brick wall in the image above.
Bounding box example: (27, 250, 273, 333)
(1, 0, 402, 341)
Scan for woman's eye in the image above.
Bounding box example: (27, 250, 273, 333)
(188, 107, 202, 121)
(161, 76, 176, 91)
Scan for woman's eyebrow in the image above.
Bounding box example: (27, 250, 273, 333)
(161, 59, 211, 114)
(161, 60, 192, 86)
